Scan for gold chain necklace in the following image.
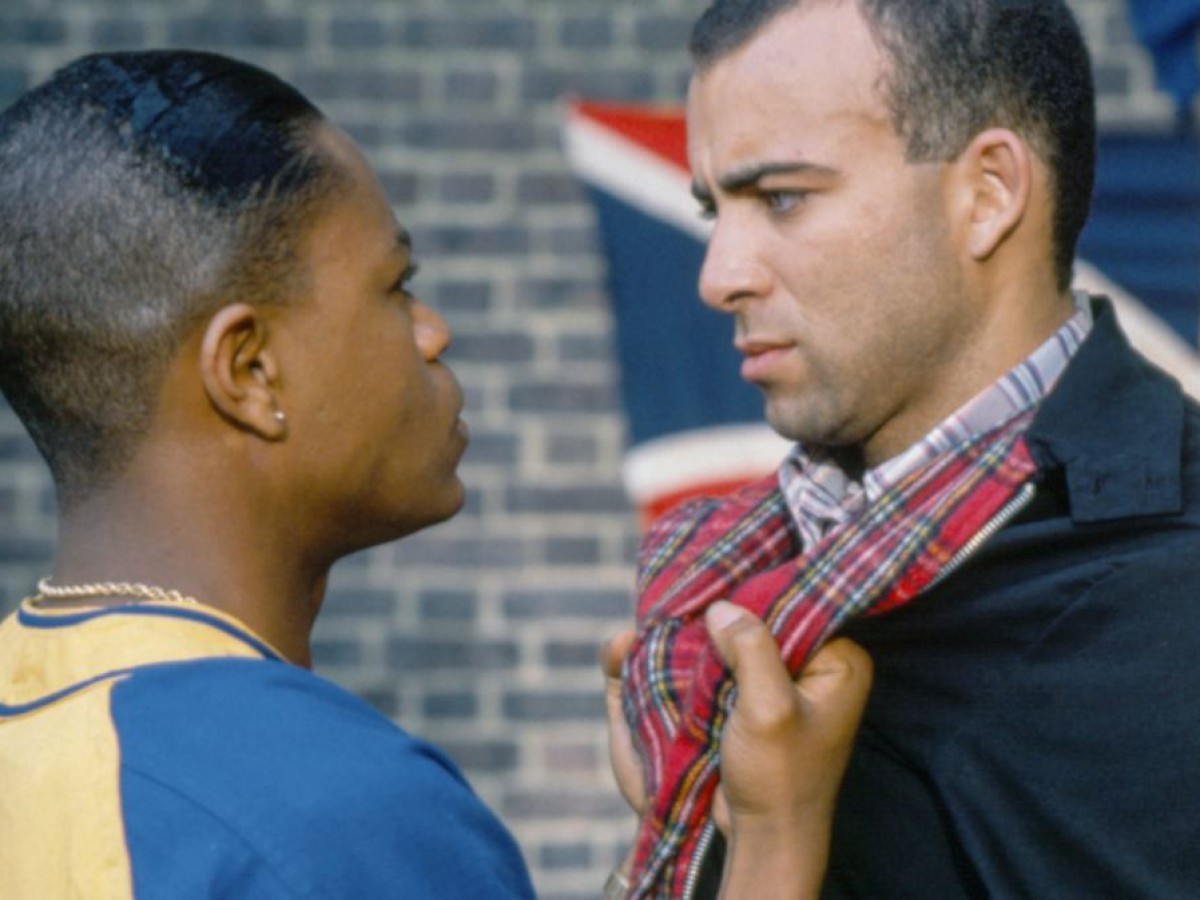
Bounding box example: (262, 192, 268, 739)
(34, 577, 200, 606)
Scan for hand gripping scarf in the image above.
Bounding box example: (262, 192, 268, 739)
(621, 412, 1038, 899)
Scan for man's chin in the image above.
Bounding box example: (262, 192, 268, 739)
(377, 477, 468, 545)
(422, 477, 469, 530)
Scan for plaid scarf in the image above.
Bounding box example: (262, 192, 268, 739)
(621, 412, 1039, 898)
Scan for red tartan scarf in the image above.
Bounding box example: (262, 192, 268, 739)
(621, 412, 1039, 898)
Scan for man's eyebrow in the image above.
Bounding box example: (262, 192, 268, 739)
(692, 160, 840, 201)
(395, 227, 413, 251)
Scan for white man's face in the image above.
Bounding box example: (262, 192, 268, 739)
(688, 2, 982, 466)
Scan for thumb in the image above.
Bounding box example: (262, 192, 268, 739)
(705, 601, 797, 715)
(795, 637, 873, 713)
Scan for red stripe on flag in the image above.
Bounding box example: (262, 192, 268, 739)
(571, 100, 689, 171)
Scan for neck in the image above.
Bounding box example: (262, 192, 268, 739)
(52, 473, 327, 668)
(859, 280, 1076, 469)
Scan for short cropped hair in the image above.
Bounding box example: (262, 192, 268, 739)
(690, 0, 1096, 290)
(0, 51, 341, 505)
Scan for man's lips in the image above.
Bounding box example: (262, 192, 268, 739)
(737, 339, 793, 382)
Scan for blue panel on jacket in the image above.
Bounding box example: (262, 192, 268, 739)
(112, 658, 535, 899)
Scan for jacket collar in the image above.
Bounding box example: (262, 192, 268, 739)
(1025, 296, 1186, 523)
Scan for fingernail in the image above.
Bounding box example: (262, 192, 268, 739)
(707, 600, 745, 631)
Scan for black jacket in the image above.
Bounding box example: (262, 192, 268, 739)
(701, 299, 1200, 898)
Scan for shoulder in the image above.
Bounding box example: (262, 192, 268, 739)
(113, 658, 534, 899)
(112, 657, 429, 778)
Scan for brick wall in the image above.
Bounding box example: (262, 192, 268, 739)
(0, 2, 1187, 896)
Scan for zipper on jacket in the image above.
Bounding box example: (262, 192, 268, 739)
(681, 821, 716, 900)
(926, 482, 1036, 591)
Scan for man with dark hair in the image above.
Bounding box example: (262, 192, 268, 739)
(606, 1, 1200, 897)
(0, 50, 872, 898)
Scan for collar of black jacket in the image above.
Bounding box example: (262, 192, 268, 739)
(1025, 295, 1187, 524)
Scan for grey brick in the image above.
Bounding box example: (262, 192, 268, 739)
(392, 533, 527, 569)
(388, 636, 520, 672)
(358, 686, 400, 719)
(622, 531, 641, 565)
(1093, 62, 1131, 97)
(1102, 8, 1136, 45)
(429, 279, 493, 313)
(518, 275, 597, 311)
(557, 332, 615, 365)
(422, 690, 479, 718)
(508, 381, 618, 414)
(0, 17, 67, 45)
(423, 223, 531, 257)
(544, 536, 602, 566)
(340, 120, 389, 151)
(399, 16, 535, 51)
(506, 483, 630, 516)
(292, 67, 423, 103)
(517, 171, 585, 205)
(323, 587, 394, 618)
(439, 172, 497, 204)
(91, 18, 148, 47)
(667, 65, 695, 98)
(502, 689, 603, 721)
(634, 13, 692, 51)
(502, 787, 630, 820)
(330, 16, 393, 49)
(544, 639, 602, 668)
(330, 547, 372, 578)
(444, 70, 500, 104)
(545, 738, 603, 773)
(384, 170, 427, 206)
(544, 224, 601, 257)
(540, 841, 592, 870)
(460, 381, 487, 414)
(560, 15, 614, 49)
(459, 429, 520, 466)
(545, 432, 599, 465)
(398, 116, 535, 153)
(503, 588, 632, 620)
(0, 536, 55, 561)
(168, 16, 307, 49)
(439, 738, 520, 774)
(418, 589, 478, 622)
(311, 638, 364, 667)
(446, 330, 534, 364)
(520, 65, 656, 103)
(453, 486, 485, 520)
(0, 434, 40, 460)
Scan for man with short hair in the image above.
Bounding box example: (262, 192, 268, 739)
(610, 1, 1200, 897)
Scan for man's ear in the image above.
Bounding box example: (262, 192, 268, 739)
(953, 127, 1034, 263)
(198, 303, 287, 440)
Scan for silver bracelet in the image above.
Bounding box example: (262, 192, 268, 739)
(603, 868, 630, 900)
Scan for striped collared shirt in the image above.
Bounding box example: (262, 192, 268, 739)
(779, 293, 1094, 551)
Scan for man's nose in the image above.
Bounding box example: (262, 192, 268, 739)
(413, 301, 452, 361)
(697, 218, 771, 312)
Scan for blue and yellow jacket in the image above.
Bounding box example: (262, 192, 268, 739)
(0, 600, 534, 899)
